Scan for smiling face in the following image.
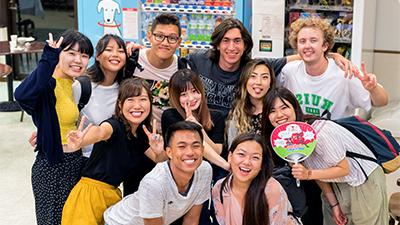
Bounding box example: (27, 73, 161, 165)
(147, 24, 181, 61)
(96, 38, 126, 75)
(179, 83, 202, 111)
(217, 28, 245, 71)
(229, 140, 263, 185)
(246, 64, 272, 101)
(58, 43, 90, 79)
(167, 130, 204, 176)
(268, 97, 296, 128)
(119, 87, 151, 127)
(297, 27, 328, 65)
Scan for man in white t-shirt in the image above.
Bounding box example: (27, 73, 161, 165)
(279, 17, 388, 119)
(104, 121, 212, 225)
(128, 13, 183, 124)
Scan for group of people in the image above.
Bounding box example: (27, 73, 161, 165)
(15, 12, 390, 225)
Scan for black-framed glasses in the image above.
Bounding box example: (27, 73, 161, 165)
(152, 33, 180, 44)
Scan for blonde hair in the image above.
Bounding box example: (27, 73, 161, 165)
(227, 59, 275, 133)
(288, 17, 335, 56)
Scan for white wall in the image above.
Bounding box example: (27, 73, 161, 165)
(373, 0, 400, 101)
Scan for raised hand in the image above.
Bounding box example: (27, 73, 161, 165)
(184, 102, 200, 126)
(143, 119, 164, 155)
(66, 116, 93, 151)
(354, 62, 377, 91)
(46, 33, 63, 49)
(28, 131, 37, 148)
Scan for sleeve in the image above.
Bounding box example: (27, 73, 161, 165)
(161, 109, 183, 140)
(186, 49, 208, 74)
(138, 178, 164, 219)
(209, 111, 225, 144)
(211, 179, 225, 225)
(194, 162, 212, 205)
(100, 118, 119, 141)
(263, 57, 287, 77)
(225, 119, 238, 149)
(14, 45, 60, 114)
(266, 178, 296, 225)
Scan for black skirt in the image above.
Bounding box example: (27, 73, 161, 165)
(31, 151, 84, 225)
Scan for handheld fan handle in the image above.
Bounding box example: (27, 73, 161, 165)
(295, 161, 300, 187)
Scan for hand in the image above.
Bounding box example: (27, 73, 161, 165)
(331, 52, 357, 79)
(184, 102, 201, 126)
(332, 204, 347, 225)
(291, 163, 310, 180)
(143, 119, 164, 155)
(46, 33, 63, 49)
(126, 41, 144, 56)
(66, 116, 92, 151)
(354, 62, 378, 91)
(28, 131, 37, 148)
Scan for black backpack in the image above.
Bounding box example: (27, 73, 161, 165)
(125, 49, 188, 75)
(75, 75, 92, 112)
(307, 110, 400, 175)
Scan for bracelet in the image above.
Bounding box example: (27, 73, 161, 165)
(330, 202, 339, 209)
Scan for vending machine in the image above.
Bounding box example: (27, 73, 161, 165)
(250, 0, 377, 67)
(77, 0, 244, 56)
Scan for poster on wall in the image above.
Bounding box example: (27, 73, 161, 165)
(251, 0, 285, 58)
(78, 0, 139, 56)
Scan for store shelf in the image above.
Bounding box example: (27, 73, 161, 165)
(288, 4, 353, 12)
(142, 3, 234, 15)
(143, 40, 212, 49)
(334, 37, 352, 44)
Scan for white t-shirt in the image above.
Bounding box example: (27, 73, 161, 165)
(304, 120, 378, 186)
(104, 161, 212, 225)
(278, 58, 371, 119)
(72, 81, 119, 157)
(133, 49, 179, 130)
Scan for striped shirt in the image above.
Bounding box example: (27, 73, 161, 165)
(304, 120, 378, 186)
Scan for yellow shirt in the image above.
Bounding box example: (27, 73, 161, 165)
(54, 77, 79, 144)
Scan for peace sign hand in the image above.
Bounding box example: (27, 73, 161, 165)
(143, 119, 164, 155)
(354, 62, 378, 91)
(66, 116, 93, 151)
(46, 33, 64, 49)
(184, 102, 200, 126)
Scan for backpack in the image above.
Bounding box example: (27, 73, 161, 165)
(75, 75, 92, 112)
(125, 49, 188, 75)
(308, 110, 400, 174)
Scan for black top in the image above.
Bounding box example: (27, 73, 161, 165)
(161, 108, 225, 144)
(82, 117, 155, 188)
(187, 49, 287, 119)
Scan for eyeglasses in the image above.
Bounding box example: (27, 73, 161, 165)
(152, 33, 180, 44)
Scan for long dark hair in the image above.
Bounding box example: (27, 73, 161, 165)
(261, 87, 304, 165)
(114, 78, 152, 137)
(220, 133, 273, 225)
(168, 69, 213, 130)
(87, 34, 128, 84)
(209, 18, 253, 66)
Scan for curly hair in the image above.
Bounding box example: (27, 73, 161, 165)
(227, 59, 276, 133)
(288, 17, 335, 56)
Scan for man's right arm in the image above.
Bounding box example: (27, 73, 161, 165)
(143, 217, 163, 225)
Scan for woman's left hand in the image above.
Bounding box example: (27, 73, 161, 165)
(291, 163, 310, 180)
(143, 119, 164, 155)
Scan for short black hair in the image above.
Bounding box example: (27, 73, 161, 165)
(151, 13, 181, 36)
(165, 121, 203, 147)
(60, 29, 94, 57)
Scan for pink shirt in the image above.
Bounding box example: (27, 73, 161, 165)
(212, 176, 299, 225)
